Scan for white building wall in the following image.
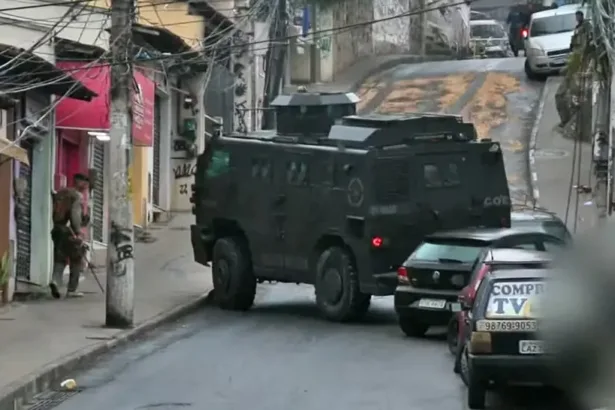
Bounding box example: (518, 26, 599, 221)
(0, 19, 55, 62)
(0, 2, 109, 50)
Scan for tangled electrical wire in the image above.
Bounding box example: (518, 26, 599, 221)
(588, 0, 615, 82)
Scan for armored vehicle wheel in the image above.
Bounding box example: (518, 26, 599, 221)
(398, 316, 429, 337)
(315, 246, 371, 322)
(212, 237, 256, 311)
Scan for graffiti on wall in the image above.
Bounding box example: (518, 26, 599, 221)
(170, 158, 196, 210)
(233, 31, 250, 134)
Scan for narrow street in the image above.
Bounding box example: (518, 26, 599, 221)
(45, 285, 571, 410)
(30, 58, 571, 410)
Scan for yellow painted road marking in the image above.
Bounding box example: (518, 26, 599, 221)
(466, 73, 520, 140)
(503, 140, 524, 153)
(377, 74, 475, 114)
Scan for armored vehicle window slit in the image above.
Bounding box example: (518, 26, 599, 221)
(206, 149, 231, 178)
(251, 158, 272, 182)
(423, 162, 461, 188)
(286, 160, 309, 186)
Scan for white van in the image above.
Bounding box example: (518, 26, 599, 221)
(524, 4, 587, 80)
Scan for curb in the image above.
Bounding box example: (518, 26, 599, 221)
(0, 290, 214, 410)
(528, 78, 555, 207)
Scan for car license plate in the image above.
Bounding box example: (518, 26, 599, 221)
(519, 340, 544, 354)
(418, 299, 446, 309)
(476, 320, 537, 332)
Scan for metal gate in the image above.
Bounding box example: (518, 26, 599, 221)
(15, 141, 33, 279)
(152, 95, 161, 206)
(92, 141, 105, 243)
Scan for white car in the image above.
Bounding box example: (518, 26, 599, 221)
(470, 20, 513, 58)
(524, 4, 587, 80)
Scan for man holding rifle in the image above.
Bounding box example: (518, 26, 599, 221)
(49, 173, 90, 299)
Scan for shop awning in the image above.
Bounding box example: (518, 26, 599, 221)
(0, 137, 29, 165)
(0, 44, 97, 101)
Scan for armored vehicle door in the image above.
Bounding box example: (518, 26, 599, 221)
(246, 155, 282, 272)
(415, 151, 468, 229)
(275, 151, 313, 277)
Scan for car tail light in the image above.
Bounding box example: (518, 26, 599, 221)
(470, 331, 492, 353)
(397, 266, 410, 284)
(521, 28, 528, 38)
(468, 264, 490, 302)
(371, 236, 383, 248)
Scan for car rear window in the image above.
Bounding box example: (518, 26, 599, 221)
(471, 23, 506, 38)
(529, 13, 577, 37)
(410, 240, 484, 263)
(541, 221, 571, 241)
(484, 279, 545, 319)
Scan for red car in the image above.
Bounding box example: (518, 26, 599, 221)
(450, 248, 554, 374)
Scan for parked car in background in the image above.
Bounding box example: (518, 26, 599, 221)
(450, 248, 555, 371)
(470, 10, 491, 21)
(511, 204, 571, 242)
(394, 228, 564, 337)
(470, 20, 513, 58)
(524, 4, 587, 80)
(459, 268, 552, 409)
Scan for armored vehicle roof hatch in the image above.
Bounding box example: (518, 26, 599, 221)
(271, 91, 358, 138)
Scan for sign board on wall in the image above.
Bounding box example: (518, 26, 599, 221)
(55, 62, 155, 146)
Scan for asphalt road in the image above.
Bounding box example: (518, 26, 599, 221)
(39, 285, 576, 410)
(31, 59, 570, 410)
(357, 57, 544, 204)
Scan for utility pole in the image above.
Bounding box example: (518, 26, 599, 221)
(309, 2, 318, 83)
(261, 0, 288, 129)
(250, 17, 258, 132)
(592, 77, 610, 223)
(106, 0, 135, 328)
(419, 0, 426, 56)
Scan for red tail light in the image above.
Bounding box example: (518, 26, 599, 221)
(468, 264, 490, 301)
(397, 266, 410, 284)
(371, 236, 384, 248)
(521, 28, 528, 38)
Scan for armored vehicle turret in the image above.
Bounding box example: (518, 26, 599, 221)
(190, 91, 511, 323)
(271, 90, 358, 138)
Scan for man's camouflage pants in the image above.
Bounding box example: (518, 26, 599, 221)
(51, 225, 85, 292)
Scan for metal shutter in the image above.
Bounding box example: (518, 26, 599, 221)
(15, 142, 32, 279)
(152, 95, 161, 206)
(92, 141, 105, 242)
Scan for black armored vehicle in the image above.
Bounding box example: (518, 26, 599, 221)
(190, 91, 512, 322)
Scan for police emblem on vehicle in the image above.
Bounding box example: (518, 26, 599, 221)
(432, 271, 440, 281)
(347, 177, 364, 207)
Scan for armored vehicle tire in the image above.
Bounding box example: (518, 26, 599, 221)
(398, 316, 429, 337)
(212, 237, 256, 311)
(315, 246, 371, 322)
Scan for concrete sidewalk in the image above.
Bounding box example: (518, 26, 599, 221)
(533, 77, 595, 233)
(0, 213, 212, 407)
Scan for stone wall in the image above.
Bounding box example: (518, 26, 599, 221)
(290, 0, 469, 83)
(330, 0, 375, 78)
